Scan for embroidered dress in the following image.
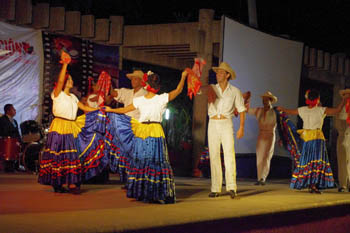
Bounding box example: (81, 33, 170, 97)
(290, 106, 334, 190)
(38, 92, 83, 186)
(118, 93, 176, 203)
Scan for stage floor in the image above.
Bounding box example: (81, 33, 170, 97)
(0, 172, 349, 233)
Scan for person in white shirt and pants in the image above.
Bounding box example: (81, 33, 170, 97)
(207, 62, 246, 199)
(336, 88, 350, 192)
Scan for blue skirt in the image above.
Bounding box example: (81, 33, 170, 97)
(105, 113, 134, 182)
(38, 118, 82, 187)
(76, 110, 109, 181)
(290, 137, 335, 190)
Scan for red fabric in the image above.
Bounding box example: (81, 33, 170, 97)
(186, 58, 206, 100)
(306, 98, 319, 107)
(141, 73, 159, 93)
(346, 98, 350, 126)
(96, 71, 111, 107)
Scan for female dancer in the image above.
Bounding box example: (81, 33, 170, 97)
(277, 89, 348, 193)
(38, 51, 98, 194)
(106, 70, 187, 203)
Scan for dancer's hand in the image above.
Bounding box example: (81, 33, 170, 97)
(236, 127, 244, 139)
(60, 50, 71, 64)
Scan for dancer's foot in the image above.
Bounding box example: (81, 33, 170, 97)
(68, 184, 81, 195)
(53, 186, 68, 193)
(208, 192, 220, 198)
(309, 185, 322, 194)
(228, 190, 237, 199)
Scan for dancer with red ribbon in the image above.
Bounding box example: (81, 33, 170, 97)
(277, 89, 349, 194)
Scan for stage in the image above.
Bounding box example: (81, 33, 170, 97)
(0, 172, 349, 233)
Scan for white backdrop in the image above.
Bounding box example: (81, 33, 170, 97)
(0, 22, 43, 133)
(221, 16, 304, 156)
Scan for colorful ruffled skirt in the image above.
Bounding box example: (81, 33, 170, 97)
(38, 116, 84, 187)
(76, 110, 109, 181)
(108, 117, 176, 203)
(290, 129, 335, 190)
(38, 110, 110, 186)
(105, 113, 135, 182)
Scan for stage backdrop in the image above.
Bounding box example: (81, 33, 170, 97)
(0, 22, 43, 128)
(41, 32, 119, 127)
(222, 16, 304, 156)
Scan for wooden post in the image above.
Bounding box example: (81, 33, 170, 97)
(317, 50, 324, 69)
(32, 3, 49, 29)
(94, 18, 109, 41)
(191, 9, 214, 177)
(0, 0, 15, 21)
(65, 11, 81, 35)
(109, 16, 124, 45)
(15, 0, 32, 25)
(49, 7, 65, 31)
(324, 52, 330, 71)
(81, 15, 95, 38)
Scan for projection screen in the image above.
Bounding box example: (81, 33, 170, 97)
(221, 16, 304, 156)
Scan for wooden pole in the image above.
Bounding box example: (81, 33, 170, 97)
(191, 9, 214, 177)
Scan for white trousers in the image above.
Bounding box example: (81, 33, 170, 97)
(337, 127, 350, 189)
(256, 130, 275, 182)
(208, 119, 236, 192)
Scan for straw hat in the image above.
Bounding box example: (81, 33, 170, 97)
(339, 88, 350, 97)
(261, 91, 277, 104)
(212, 62, 236, 80)
(126, 70, 144, 80)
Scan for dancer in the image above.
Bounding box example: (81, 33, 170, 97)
(207, 62, 246, 199)
(105, 70, 188, 204)
(336, 88, 350, 192)
(107, 70, 147, 185)
(277, 89, 348, 193)
(38, 51, 98, 194)
(247, 91, 278, 185)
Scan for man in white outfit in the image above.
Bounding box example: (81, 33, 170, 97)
(247, 91, 278, 185)
(336, 88, 350, 192)
(109, 70, 147, 120)
(207, 62, 246, 199)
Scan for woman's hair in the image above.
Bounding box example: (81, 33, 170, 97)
(148, 73, 160, 90)
(307, 89, 320, 100)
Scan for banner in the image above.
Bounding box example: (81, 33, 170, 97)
(0, 22, 43, 129)
(41, 33, 120, 125)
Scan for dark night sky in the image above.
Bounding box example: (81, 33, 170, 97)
(37, 0, 350, 56)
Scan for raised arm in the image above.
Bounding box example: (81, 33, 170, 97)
(168, 70, 188, 101)
(53, 51, 71, 97)
(325, 95, 349, 115)
(276, 106, 298, 115)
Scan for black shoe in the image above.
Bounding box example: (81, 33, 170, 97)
(309, 186, 322, 194)
(228, 190, 237, 199)
(208, 192, 220, 198)
(260, 180, 266, 186)
(254, 181, 261, 185)
(53, 186, 68, 193)
(69, 186, 82, 195)
(338, 188, 345, 192)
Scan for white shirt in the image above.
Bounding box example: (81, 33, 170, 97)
(338, 106, 348, 121)
(248, 107, 276, 131)
(51, 91, 79, 120)
(87, 94, 99, 108)
(298, 106, 326, 129)
(114, 88, 147, 120)
(208, 83, 246, 118)
(133, 93, 169, 123)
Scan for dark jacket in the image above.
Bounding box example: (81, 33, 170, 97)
(0, 115, 21, 140)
